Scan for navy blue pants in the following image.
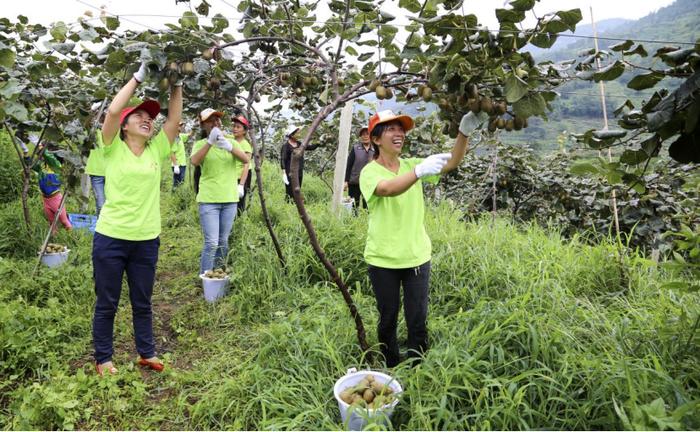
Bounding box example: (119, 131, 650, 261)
(368, 261, 431, 367)
(92, 232, 160, 364)
(172, 165, 186, 189)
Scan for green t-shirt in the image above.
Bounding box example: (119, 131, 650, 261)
(95, 130, 172, 240)
(192, 138, 241, 203)
(226, 135, 254, 180)
(85, 130, 105, 176)
(359, 158, 439, 269)
(171, 133, 189, 166)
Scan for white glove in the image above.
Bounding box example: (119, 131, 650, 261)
(207, 127, 224, 146)
(238, 184, 245, 198)
(173, 164, 180, 175)
(414, 153, 451, 178)
(214, 135, 233, 152)
(458, 111, 489, 137)
(282, 172, 289, 185)
(133, 61, 148, 83)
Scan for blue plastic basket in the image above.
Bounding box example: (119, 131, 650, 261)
(68, 213, 97, 233)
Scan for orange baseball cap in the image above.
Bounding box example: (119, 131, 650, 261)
(368, 110, 414, 136)
(119, 100, 160, 125)
(200, 108, 224, 122)
(232, 115, 250, 128)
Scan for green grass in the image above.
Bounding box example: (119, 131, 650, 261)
(0, 164, 698, 430)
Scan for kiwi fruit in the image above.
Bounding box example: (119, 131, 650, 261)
(182, 62, 195, 76)
(208, 77, 221, 90)
(368, 79, 380, 91)
(202, 48, 215, 60)
(496, 118, 506, 129)
(488, 119, 498, 132)
(375, 86, 387, 99)
(341, 375, 397, 409)
(513, 117, 524, 130)
(466, 83, 479, 99)
(480, 97, 494, 114)
(495, 101, 507, 115)
(505, 119, 514, 131)
(421, 87, 432, 102)
(159, 77, 170, 91)
(384, 87, 394, 100)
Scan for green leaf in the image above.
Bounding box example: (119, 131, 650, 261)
(627, 71, 665, 91)
(357, 52, 374, 62)
(105, 49, 126, 74)
(624, 44, 648, 57)
(196, 0, 211, 16)
(345, 46, 358, 56)
(211, 13, 229, 32)
(496, 9, 526, 24)
(3, 100, 28, 121)
(593, 60, 625, 82)
(620, 149, 649, 165)
(570, 162, 599, 175)
(0, 48, 16, 69)
(104, 16, 120, 31)
(50, 21, 68, 41)
(398, 0, 422, 13)
(509, 0, 536, 11)
(180, 12, 199, 30)
(609, 40, 634, 51)
(0, 79, 23, 98)
(378, 24, 398, 41)
(513, 93, 546, 118)
(555, 9, 582, 31)
(504, 72, 529, 103)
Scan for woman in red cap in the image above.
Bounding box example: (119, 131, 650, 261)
(230, 115, 253, 215)
(360, 109, 485, 367)
(91, 61, 182, 375)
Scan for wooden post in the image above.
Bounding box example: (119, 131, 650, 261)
(591, 7, 621, 239)
(331, 102, 354, 214)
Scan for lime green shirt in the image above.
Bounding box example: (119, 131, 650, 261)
(226, 135, 254, 180)
(171, 133, 189, 166)
(85, 130, 105, 176)
(359, 158, 439, 268)
(192, 138, 240, 203)
(95, 130, 172, 240)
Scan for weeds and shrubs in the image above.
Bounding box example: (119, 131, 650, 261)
(0, 166, 698, 430)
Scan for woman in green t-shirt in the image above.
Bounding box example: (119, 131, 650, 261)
(92, 61, 182, 376)
(190, 109, 250, 274)
(359, 109, 485, 367)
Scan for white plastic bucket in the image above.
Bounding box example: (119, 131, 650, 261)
(333, 368, 403, 430)
(341, 199, 354, 213)
(40, 249, 70, 268)
(199, 274, 229, 302)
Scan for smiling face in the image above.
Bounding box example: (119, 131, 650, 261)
(360, 130, 370, 145)
(232, 121, 246, 139)
(371, 120, 405, 158)
(122, 109, 154, 140)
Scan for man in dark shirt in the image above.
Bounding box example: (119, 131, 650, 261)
(280, 126, 321, 201)
(344, 127, 374, 210)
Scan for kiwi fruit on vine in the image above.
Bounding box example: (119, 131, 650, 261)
(496, 118, 506, 129)
(385, 87, 394, 99)
(208, 77, 221, 90)
(488, 119, 498, 132)
(466, 83, 479, 99)
(168, 62, 178, 72)
(337, 78, 345, 87)
(505, 119, 514, 131)
(158, 77, 170, 91)
(421, 87, 432, 102)
(182, 62, 195, 76)
(303, 76, 313, 86)
(513, 117, 524, 130)
(368, 79, 381, 91)
(523, 117, 529, 128)
(294, 87, 303, 96)
(495, 101, 507, 115)
(202, 48, 215, 60)
(255, 94, 261, 103)
(442, 123, 450, 135)
(375, 85, 388, 99)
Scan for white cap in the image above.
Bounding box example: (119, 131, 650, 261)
(285, 125, 299, 137)
(199, 108, 224, 122)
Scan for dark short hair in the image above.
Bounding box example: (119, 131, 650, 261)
(358, 127, 368, 137)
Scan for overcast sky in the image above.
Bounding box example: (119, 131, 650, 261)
(5, 0, 676, 33)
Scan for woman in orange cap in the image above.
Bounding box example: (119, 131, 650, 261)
(360, 109, 485, 367)
(92, 61, 182, 376)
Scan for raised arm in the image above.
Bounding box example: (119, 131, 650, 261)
(162, 84, 183, 143)
(101, 76, 140, 146)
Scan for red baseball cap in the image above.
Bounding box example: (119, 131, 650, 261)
(119, 100, 161, 125)
(232, 115, 250, 128)
(368, 110, 414, 136)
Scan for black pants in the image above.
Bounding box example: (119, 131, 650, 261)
(92, 232, 160, 364)
(237, 175, 252, 216)
(368, 261, 430, 367)
(285, 173, 303, 202)
(348, 183, 366, 210)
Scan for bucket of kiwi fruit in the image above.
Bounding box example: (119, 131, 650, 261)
(333, 368, 402, 430)
(199, 268, 230, 302)
(40, 243, 70, 268)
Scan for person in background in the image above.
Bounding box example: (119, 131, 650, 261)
(344, 126, 374, 211)
(229, 115, 253, 215)
(280, 125, 322, 202)
(91, 60, 182, 376)
(35, 143, 72, 234)
(170, 121, 189, 189)
(85, 110, 106, 217)
(190, 109, 250, 273)
(360, 109, 485, 368)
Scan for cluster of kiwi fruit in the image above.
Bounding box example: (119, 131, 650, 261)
(368, 78, 394, 100)
(433, 83, 529, 138)
(339, 374, 396, 410)
(44, 243, 67, 254)
(157, 61, 197, 91)
(203, 268, 228, 279)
